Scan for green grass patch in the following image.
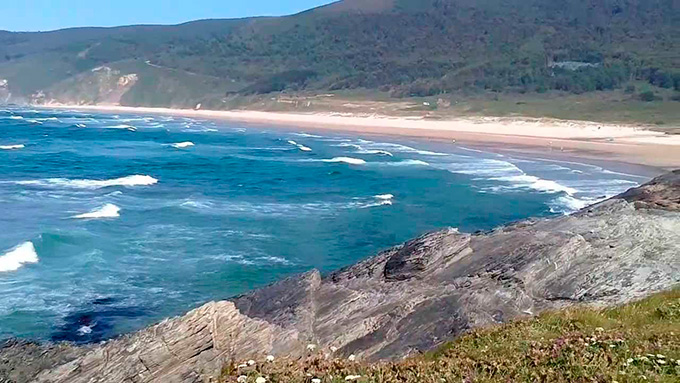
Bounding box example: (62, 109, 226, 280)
(220, 289, 680, 382)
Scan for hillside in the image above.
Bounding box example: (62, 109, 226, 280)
(0, 0, 678, 109)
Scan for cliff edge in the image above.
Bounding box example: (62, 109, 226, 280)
(2, 171, 679, 383)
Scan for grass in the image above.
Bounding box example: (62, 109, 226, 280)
(219, 289, 680, 383)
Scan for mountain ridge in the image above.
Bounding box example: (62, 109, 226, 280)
(0, 0, 677, 108)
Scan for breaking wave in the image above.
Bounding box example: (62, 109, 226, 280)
(0, 242, 38, 272)
(170, 142, 195, 149)
(491, 175, 578, 195)
(15, 175, 158, 189)
(322, 157, 366, 165)
(288, 140, 312, 152)
(73, 204, 121, 219)
(0, 144, 25, 150)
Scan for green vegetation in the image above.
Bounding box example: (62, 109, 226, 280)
(221, 288, 680, 382)
(0, 0, 678, 110)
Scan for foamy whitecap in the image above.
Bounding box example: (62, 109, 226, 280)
(323, 157, 366, 165)
(0, 242, 38, 272)
(170, 142, 195, 149)
(108, 124, 137, 131)
(288, 140, 312, 152)
(16, 175, 158, 189)
(492, 175, 578, 195)
(77, 325, 93, 336)
(374, 194, 394, 200)
(73, 204, 121, 219)
(549, 195, 605, 215)
(0, 144, 25, 150)
(8, 116, 24, 120)
(359, 149, 393, 156)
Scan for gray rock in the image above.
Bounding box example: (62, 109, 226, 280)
(3, 171, 680, 383)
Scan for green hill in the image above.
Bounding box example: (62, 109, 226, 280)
(0, 0, 678, 108)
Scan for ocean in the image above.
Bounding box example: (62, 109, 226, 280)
(0, 107, 648, 343)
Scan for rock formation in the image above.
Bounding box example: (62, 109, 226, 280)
(2, 171, 679, 383)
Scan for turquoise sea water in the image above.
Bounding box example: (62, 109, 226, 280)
(0, 107, 648, 342)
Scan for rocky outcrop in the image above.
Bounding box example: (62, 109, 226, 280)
(2, 172, 680, 383)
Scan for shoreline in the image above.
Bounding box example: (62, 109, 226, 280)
(44, 104, 680, 170)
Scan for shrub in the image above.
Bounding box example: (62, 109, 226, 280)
(639, 91, 656, 102)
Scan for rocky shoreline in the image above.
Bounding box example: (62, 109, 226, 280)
(2, 170, 679, 383)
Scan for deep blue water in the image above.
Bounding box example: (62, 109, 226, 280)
(0, 107, 648, 343)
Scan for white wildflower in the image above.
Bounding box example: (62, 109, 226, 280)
(266, 355, 275, 363)
(237, 376, 247, 383)
(330, 346, 338, 353)
(640, 356, 650, 362)
(348, 354, 356, 362)
(657, 360, 666, 365)
(237, 363, 248, 369)
(595, 327, 604, 332)
(247, 360, 256, 366)
(312, 379, 321, 383)
(256, 377, 266, 383)
(656, 354, 665, 359)
(626, 358, 634, 364)
(345, 375, 361, 381)
(307, 344, 317, 351)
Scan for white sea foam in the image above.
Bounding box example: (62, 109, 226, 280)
(0, 144, 25, 150)
(361, 200, 393, 208)
(170, 142, 195, 149)
(323, 157, 366, 165)
(75, 123, 87, 128)
(77, 325, 93, 336)
(385, 159, 430, 166)
(8, 116, 24, 120)
(549, 196, 605, 215)
(374, 194, 394, 200)
(358, 149, 393, 156)
(73, 204, 121, 219)
(0, 242, 38, 272)
(108, 124, 137, 131)
(287, 140, 312, 152)
(16, 175, 158, 189)
(491, 175, 578, 195)
(294, 133, 322, 138)
(183, 127, 218, 133)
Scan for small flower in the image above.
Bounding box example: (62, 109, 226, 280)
(610, 344, 617, 348)
(237, 376, 247, 383)
(247, 360, 256, 366)
(330, 346, 338, 353)
(595, 327, 604, 332)
(657, 360, 666, 365)
(344, 375, 361, 381)
(626, 358, 634, 364)
(641, 356, 650, 362)
(266, 355, 275, 363)
(307, 344, 317, 351)
(656, 354, 665, 359)
(348, 354, 356, 362)
(237, 363, 248, 369)
(256, 377, 266, 383)
(312, 379, 321, 383)
(676, 360, 680, 366)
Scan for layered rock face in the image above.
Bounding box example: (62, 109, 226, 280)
(2, 171, 679, 383)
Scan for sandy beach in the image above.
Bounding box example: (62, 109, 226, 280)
(47, 104, 680, 170)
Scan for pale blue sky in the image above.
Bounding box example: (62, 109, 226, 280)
(0, 0, 336, 32)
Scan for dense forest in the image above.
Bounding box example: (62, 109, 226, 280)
(0, 0, 678, 106)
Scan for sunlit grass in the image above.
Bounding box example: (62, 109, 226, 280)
(219, 288, 680, 382)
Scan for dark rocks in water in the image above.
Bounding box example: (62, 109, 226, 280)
(3, 171, 680, 383)
(50, 303, 146, 344)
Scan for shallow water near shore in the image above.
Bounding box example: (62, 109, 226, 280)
(0, 107, 648, 343)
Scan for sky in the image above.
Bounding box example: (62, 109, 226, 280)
(0, 0, 336, 32)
